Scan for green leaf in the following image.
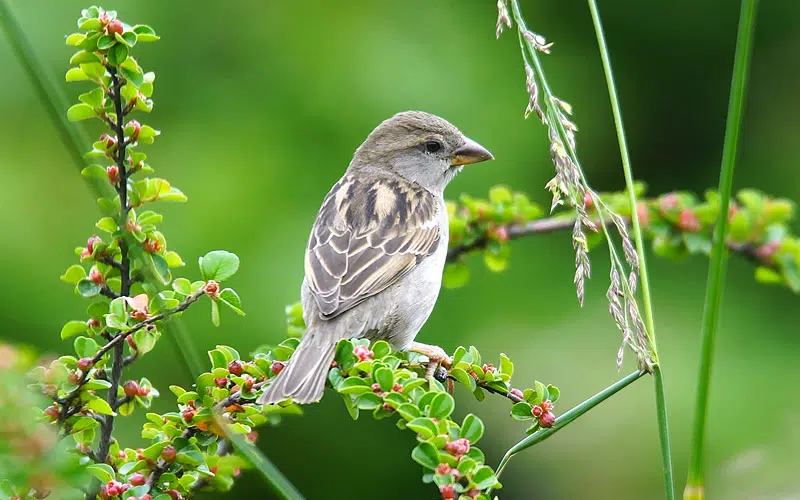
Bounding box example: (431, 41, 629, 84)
(199, 250, 240, 282)
(211, 300, 220, 327)
(374, 367, 394, 392)
(133, 24, 160, 42)
(443, 262, 470, 289)
(78, 87, 105, 108)
(755, 266, 783, 285)
(372, 340, 391, 359)
(484, 244, 510, 273)
(460, 414, 484, 444)
(74, 336, 99, 358)
(77, 279, 101, 297)
(67, 103, 97, 122)
(534, 380, 548, 404)
(119, 62, 144, 87)
(407, 417, 438, 439)
(546, 384, 560, 404)
(66, 33, 86, 46)
(79, 18, 103, 30)
(133, 329, 157, 354)
(96, 217, 117, 233)
(80, 62, 106, 80)
(61, 320, 88, 340)
(115, 31, 137, 47)
(397, 403, 421, 421)
(428, 392, 455, 419)
(150, 253, 171, 284)
(176, 444, 204, 466)
(219, 288, 245, 316)
(164, 251, 185, 268)
(411, 442, 440, 470)
(499, 353, 513, 377)
(86, 463, 115, 483)
(337, 378, 371, 395)
(510, 402, 534, 421)
(355, 392, 382, 410)
(172, 278, 192, 295)
(472, 465, 499, 490)
(107, 43, 129, 66)
(87, 397, 115, 416)
(65, 67, 89, 82)
(450, 367, 476, 391)
(61, 264, 86, 284)
(69, 50, 100, 65)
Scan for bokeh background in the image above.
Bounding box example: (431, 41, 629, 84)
(2, 1, 800, 498)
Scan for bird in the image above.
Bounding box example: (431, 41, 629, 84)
(257, 111, 493, 405)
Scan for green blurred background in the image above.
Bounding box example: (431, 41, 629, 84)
(2, 1, 800, 498)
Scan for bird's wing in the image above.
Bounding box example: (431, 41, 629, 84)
(304, 174, 441, 319)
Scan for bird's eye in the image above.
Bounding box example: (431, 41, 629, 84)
(424, 140, 442, 153)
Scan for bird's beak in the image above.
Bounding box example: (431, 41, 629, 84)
(451, 137, 494, 166)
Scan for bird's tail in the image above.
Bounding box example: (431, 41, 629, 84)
(257, 329, 339, 405)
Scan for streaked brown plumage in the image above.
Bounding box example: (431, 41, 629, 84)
(258, 111, 493, 405)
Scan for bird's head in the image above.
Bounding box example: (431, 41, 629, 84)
(350, 111, 493, 193)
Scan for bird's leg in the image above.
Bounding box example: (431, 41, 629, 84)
(408, 342, 453, 380)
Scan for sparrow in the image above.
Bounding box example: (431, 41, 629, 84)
(258, 111, 493, 404)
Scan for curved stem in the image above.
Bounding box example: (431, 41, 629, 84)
(685, 1, 758, 498)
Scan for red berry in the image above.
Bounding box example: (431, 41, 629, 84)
(439, 484, 455, 500)
(77, 357, 93, 372)
(165, 490, 182, 500)
(107, 165, 120, 184)
(127, 120, 141, 141)
(43, 405, 59, 421)
(539, 411, 556, 427)
(161, 445, 176, 462)
(495, 225, 509, 242)
(242, 374, 254, 391)
(143, 238, 161, 254)
(214, 377, 228, 387)
(227, 360, 243, 375)
(509, 388, 523, 399)
(532, 405, 544, 418)
(106, 19, 124, 36)
(87, 318, 101, 328)
(436, 463, 451, 475)
(205, 280, 220, 297)
(105, 481, 122, 497)
(636, 202, 649, 228)
(659, 193, 679, 214)
(126, 335, 137, 351)
(270, 360, 285, 375)
(87, 235, 102, 254)
(182, 407, 195, 423)
(129, 473, 145, 486)
(444, 438, 470, 457)
(540, 399, 554, 412)
(89, 266, 103, 284)
(678, 209, 701, 232)
(123, 380, 140, 397)
(755, 241, 780, 263)
(352, 345, 374, 361)
(392, 383, 403, 392)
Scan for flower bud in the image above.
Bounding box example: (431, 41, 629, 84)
(678, 209, 701, 232)
(539, 411, 556, 427)
(123, 380, 140, 397)
(77, 357, 93, 372)
(89, 266, 103, 284)
(106, 165, 120, 185)
(353, 345, 374, 361)
(205, 280, 220, 298)
(509, 388, 523, 399)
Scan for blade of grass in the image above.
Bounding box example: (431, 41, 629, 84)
(494, 370, 644, 483)
(227, 427, 306, 500)
(685, 1, 758, 498)
(586, 2, 674, 497)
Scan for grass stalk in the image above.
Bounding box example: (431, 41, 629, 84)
(685, 1, 759, 498)
(586, 2, 674, 497)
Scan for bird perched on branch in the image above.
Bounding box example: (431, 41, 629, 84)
(258, 111, 493, 404)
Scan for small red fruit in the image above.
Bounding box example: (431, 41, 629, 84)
(77, 357, 93, 372)
(659, 193, 679, 214)
(227, 360, 243, 375)
(106, 19, 124, 36)
(439, 484, 455, 500)
(678, 209, 701, 232)
(43, 405, 59, 421)
(242, 374, 254, 391)
(584, 193, 594, 208)
(392, 383, 403, 392)
(353, 345, 374, 361)
(106, 165, 120, 184)
(371, 383, 382, 394)
(531, 405, 544, 418)
(509, 388, 523, 400)
(436, 463, 451, 475)
(127, 120, 141, 142)
(182, 407, 195, 423)
(143, 238, 161, 254)
(129, 473, 145, 486)
(444, 438, 470, 457)
(87, 318, 101, 328)
(205, 280, 220, 297)
(87, 235, 102, 254)
(105, 481, 122, 497)
(636, 202, 649, 228)
(270, 360, 285, 375)
(161, 445, 176, 462)
(539, 411, 556, 427)
(123, 380, 140, 397)
(89, 266, 103, 284)
(214, 377, 228, 387)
